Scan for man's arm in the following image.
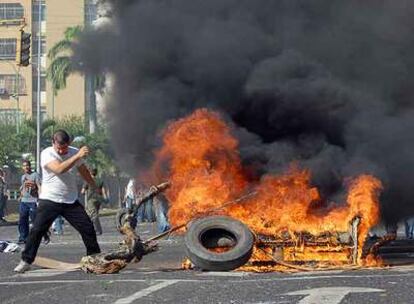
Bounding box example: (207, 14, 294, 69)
(35, 173, 41, 194)
(45, 146, 90, 175)
(78, 164, 97, 189)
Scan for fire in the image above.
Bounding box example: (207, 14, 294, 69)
(154, 108, 383, 268)
(153, 109, 247, 226)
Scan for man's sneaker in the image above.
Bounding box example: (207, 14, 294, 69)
(14, 260, 31, 273)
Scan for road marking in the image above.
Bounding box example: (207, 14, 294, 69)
(392, 265, 414, 272)
(0, 279, 203, 286)
(13, 269, 75, 278)
(0, 272, 413, 286)
(230, 272, 414, 283)
(285, 287, 384, 304)
(113, 280, 179, 304)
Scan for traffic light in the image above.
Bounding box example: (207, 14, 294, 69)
(16, 30, 31, 66)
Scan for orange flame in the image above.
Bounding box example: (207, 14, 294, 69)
(154, 108, 383, 266)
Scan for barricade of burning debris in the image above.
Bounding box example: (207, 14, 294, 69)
(181, 216, 376, 272)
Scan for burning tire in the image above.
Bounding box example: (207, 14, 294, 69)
(185, 216, 254, 271)
(115, 208, 137, 231)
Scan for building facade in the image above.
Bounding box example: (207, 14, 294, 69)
(0, 0, 97, 124)
(0, 0, 32, 124)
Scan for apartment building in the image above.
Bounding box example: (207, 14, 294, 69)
(0, 0, 97, 124)
(0, 0, 32, 123)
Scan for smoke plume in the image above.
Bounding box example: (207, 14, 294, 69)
(74, 0, 414, 223)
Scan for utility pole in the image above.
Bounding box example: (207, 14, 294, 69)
(36, 1, 42, 173)
(15, 66, 20, 134)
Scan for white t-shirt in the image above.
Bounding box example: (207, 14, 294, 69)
(125, 179, 135, 199)
(39, 146, 83, 204)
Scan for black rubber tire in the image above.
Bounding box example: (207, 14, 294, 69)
(184, 215, 254, 271)
(115, 208, 137, 232)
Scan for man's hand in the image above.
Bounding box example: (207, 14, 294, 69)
(24, 180, 36, 188)
(77, 146, 90, 159)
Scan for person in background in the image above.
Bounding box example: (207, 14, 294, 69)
(17, 160, 41, 244)
(135, 183, 155, 223)
(52, 216, 64, 235)
(14, 129, 101, 273)
(124, 178, 135, 209)
(153, 195, 170, 233)
(405, 217, 414, 239)
(82, 168, 108, 235)
(0, 168, 8, 224)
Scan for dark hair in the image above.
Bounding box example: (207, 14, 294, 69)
(22, 160, 31, 166)
(53, 129, 71, 145)
(91, 168, 98, 176)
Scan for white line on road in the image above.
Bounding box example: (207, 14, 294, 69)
(0, 279, 203, 286)
(13, 269, 76, 278)
(229, 272, 414, 283)
(0, 271, 413, 287)
(113, 280, 179, 304)
(285, 287, 384, 304)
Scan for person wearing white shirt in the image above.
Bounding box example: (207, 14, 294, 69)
(14, 130, 101, 273)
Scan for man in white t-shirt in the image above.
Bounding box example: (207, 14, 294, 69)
(14, 129, 101, 273)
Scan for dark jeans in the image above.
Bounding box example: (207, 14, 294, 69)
(0, 194, 7, 219)
(22, 199, 101, 264)
(18, 202, 37, 241)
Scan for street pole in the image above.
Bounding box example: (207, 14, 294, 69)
(36, 1, 42, 173)
(15, 66, 20, 134)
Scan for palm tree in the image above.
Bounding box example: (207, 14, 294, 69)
(46, 26, 98, 133)
(24, 118, 57, 150)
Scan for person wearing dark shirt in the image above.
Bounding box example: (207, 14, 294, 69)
(0, 168, 8, 223)
(82, 168, 107, 235)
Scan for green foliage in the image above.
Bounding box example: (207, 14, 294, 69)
(46, 26, 83, 95)
(0, 116, 117, 176)
(0, 124, 22, 168)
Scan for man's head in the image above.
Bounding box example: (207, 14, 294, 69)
(52, 129, 71, 155)
(22, 160, 31, 173)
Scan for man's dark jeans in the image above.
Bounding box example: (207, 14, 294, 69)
(18, 202, 37, 241)
(22, 199, 101, 264)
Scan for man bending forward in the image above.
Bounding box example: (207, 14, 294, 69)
(14, 130, 101, 273)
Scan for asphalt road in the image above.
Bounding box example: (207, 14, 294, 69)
(1, 216, 414, 304)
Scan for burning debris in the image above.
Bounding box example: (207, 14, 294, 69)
(151, 109, 383, 271)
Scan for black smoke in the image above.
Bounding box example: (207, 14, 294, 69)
(74, 0, 414, 223)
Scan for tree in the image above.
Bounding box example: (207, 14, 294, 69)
(46, 26, 82, 94)
(46, 26, 99, 133)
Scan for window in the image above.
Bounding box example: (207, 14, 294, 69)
(0, 74, 27, 95)
(0, 38, 16, 60)
(32, 1, 46, 22)
(85, 0, 97, 26)
(0, 3, 24, 20)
